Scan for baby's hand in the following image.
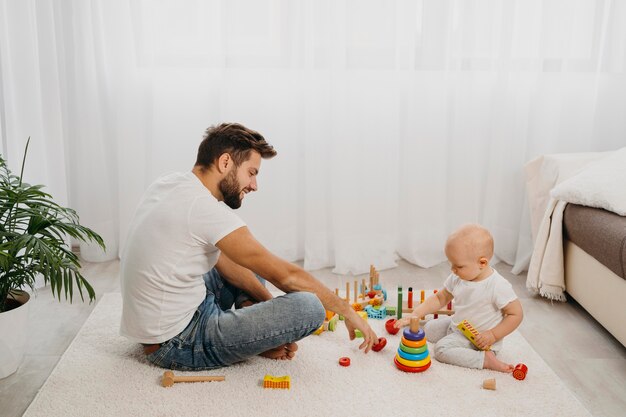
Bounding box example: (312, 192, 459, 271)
(475, 330, 496, 350)
(393, 316, 411, 329)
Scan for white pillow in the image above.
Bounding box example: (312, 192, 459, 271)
(550, 147, 626, 216)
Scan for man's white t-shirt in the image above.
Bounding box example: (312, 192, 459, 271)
(120, 171, 245, 344)
(444, 268, 518, 336)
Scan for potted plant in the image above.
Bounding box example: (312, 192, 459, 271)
(0, 138, 105, 379)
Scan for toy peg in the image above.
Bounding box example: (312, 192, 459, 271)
(483, 378, 496, 390)
(397, 286, 403, 320)
(161, 371, 225, 387)
(420, 289, 425, 319)
(409, 316, 420, 333)
(361, 278, 366, 299)
(335, 288, 339, 296)
(433, 289, 438, 319)
(408, 287, 413, 309)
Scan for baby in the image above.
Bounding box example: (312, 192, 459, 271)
(395, 224, 523, 372)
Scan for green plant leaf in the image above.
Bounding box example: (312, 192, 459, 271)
(0, 139, 106, 312)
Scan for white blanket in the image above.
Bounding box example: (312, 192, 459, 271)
(526, 147, 626, 301)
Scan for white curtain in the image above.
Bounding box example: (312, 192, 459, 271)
(1, 0, 625, 275)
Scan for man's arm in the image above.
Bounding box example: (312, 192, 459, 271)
(215, 253, 273, 303)
(474, 299, 523, 350)
(394, 289, 452, 328)
(216, 226, 378, 353)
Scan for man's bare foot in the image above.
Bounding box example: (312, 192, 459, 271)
(259, 342, 299, 360)
(236, 300, 255, 309)
(483, 351, 514, 373)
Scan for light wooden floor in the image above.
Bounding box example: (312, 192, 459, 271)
(1, 259, 625, 417)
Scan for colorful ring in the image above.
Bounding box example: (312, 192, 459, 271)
(403, 327, 425, 341)
(339, 357, 351, 367)
(395, 353, 431, 368)
(400, 337, 427, 348)
(397, 348, 429, 361)
(399, 343, 428, 355)
(394, 357, 431, 373)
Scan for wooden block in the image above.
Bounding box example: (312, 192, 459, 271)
(483, 378, 496, 390)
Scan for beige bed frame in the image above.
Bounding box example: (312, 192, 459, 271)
(564, 240, 626, 347)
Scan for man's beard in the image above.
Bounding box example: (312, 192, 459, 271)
(219, 169, 243, 209)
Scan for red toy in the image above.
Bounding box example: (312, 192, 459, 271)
(339, 357, 351, 367)
(385, 319, 400, 335)
(513, 363, 528, 380)
(372, 337, 387, 352)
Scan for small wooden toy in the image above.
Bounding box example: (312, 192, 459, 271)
(263, 374, 291, 389)
(394, 317, 431, 373)
(372, 337, 387, 352)
(385, 318, 400, 335)
(483, 378, 496, 390)
(513, 363, 528, 380)
(457, 319, 491, 351)
(161, 371, 225, 387)
(339, 357, 351, 366)
(408, 287, 413, 309)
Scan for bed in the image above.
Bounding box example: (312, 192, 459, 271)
(524, 149, 626, 347)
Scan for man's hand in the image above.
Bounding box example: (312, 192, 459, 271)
(475, 329, 495, 350)
(344, 314, 378, 353)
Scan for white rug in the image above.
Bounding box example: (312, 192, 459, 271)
(24, 293, 590, 417)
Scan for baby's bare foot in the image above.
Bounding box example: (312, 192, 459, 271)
(259, 342, 299, 360)
(483, 351, 514, 373)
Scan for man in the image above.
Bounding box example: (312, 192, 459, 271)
(120, 122, 378, 370)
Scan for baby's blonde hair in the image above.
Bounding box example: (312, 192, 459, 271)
(445, 224, 494, 261)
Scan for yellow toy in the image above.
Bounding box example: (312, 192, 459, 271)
(457, 319, 491, 351)
(263, 374, 291, 389)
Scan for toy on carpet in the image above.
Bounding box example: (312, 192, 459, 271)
(385, 318, 400, 335)
(161, 371, 225, 387)
(394, 317, 431, 373)
(339, 357, 351, 367)
(263, 374, 291, 389)
(513, 363, 528, 380)
(372, 337, 387, 352)
(482, 378, 496, 390)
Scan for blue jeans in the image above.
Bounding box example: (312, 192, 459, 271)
(147, 268, 325, 370)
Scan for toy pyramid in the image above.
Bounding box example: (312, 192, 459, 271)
(394, 317, 431, 373)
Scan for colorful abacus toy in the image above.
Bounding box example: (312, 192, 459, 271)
(394, 317, 431, 373)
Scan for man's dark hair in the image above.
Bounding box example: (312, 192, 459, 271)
(195, 122, 277, 169)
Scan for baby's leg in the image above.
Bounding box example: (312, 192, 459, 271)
(433, 331, 485, 370)
(483, 350, 514, 373)
(434, 331, 513, 372)
(423, 316, 451, 344)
